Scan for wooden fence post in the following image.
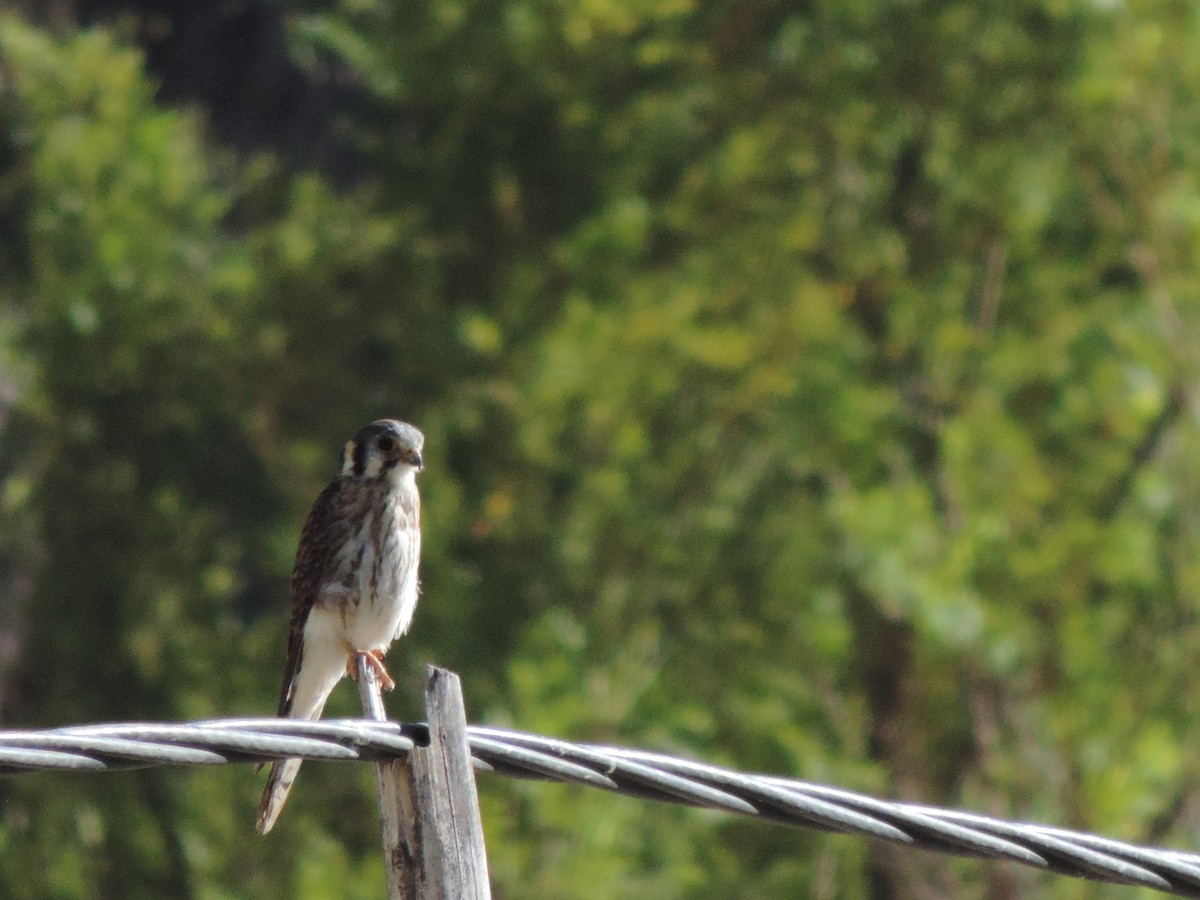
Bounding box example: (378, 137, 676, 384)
(358, 660, 491, 900)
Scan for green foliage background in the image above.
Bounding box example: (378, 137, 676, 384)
(2, 1, 1200, 897)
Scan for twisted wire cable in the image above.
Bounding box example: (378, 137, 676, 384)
(2, 717, 1197, 897)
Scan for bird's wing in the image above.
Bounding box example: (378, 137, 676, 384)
(276, 480, 342, 718)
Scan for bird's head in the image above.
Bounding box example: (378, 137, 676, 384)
(341, 419, 425, 482)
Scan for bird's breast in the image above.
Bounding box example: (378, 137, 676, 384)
(322, 487, 420, 651)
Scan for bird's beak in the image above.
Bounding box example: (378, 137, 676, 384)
(405, 449, 424, 471)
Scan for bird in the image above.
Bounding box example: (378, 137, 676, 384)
(256, 418, 425, 834)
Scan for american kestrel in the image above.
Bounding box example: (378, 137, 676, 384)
(256, 419, 425, 834)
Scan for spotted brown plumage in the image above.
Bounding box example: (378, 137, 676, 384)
(257, 419, 424, 834)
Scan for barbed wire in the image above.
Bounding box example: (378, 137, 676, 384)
(2, 717, 1198, 896)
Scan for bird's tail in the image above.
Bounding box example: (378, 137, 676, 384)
(256, 756, 302, 834)
(256, 676, 339, 834)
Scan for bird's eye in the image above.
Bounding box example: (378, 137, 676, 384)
(377, 437, 395, 452)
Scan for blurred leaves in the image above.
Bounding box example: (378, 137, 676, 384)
(3, 0, 1200, 897)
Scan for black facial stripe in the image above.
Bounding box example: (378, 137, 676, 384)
(352, 438, 368, 477)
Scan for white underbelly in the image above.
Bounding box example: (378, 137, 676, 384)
(344, 565, 419, 650)
(290, 569, 417, 719)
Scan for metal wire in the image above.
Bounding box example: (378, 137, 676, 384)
(3, 717, 1198, 896)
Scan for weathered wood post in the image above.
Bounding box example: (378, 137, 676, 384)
(358, 660, 491, 900)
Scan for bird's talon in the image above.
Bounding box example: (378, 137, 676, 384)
(348, 650, 395, 691)
(370, 650, 397, 692)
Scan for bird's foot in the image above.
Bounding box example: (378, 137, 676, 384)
(347, 649, 395, 692)
(366, 650, 396, 692)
